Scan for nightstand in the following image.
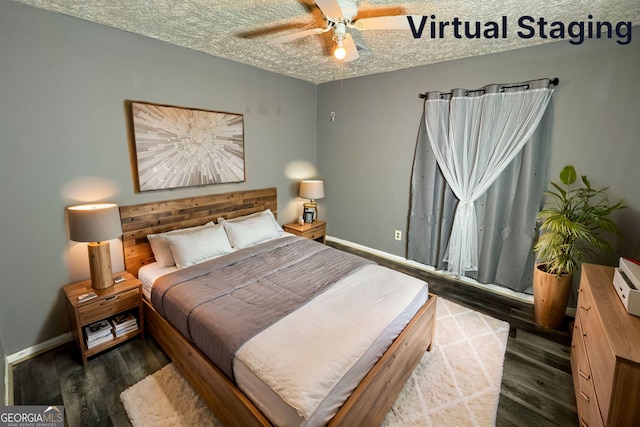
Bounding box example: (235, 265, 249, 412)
(63, 271, 144, 366)
(283, 220, 326, 243)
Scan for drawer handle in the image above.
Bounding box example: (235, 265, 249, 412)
(580, 305, 591, 311)
(579, 369, 591, 381)
(580, 391, 590, 403)
(105, 295, 117, 301)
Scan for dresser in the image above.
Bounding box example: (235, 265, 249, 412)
(571, 264, 640, 426)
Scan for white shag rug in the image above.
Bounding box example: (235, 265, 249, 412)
(120, 298, 509, 427)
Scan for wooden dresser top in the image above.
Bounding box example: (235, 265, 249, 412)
(582, 263, 640, 364)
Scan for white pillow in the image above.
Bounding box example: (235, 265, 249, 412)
(164, 224, 233, 268)
(147, 221, 214, 267)
(223, 210, 282, 249)
(217, 209, 283, 231)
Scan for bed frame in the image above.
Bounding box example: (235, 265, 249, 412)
(120, 187, 437, 426)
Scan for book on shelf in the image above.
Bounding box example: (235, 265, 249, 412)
(112, 313, 137, 330)
(114, 323, 139, 338)
(86, 333, 114, 349)
(112, 312, 139, 337)
(84, 319, 113, 343)
(83, 314, 139, 350)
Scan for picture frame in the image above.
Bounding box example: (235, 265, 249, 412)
(130, 101, 245, 191)
(303, 209, 314, 224)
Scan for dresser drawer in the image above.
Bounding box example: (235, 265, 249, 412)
(78, 288, 140, 325)
(302, 224, 326, 240)
(577, 284, 616, 422)
(572, 318, 604, 427)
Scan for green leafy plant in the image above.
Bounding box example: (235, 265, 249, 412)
(534, 165, 625, 276)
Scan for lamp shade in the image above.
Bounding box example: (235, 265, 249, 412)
(299, 180, 325, 200)
(67, 203, 122, 243)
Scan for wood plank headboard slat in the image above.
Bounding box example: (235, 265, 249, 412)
(120, 188, 277, 277)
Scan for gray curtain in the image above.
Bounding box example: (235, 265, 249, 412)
(407, 98, 554, 294)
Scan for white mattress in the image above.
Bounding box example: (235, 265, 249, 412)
(138, 262, 177, 301)
(140, 257, 429, 427)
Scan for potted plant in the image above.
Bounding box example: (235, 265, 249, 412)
(533, 165, 625, 329)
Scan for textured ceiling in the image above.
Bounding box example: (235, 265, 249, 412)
(14, 0, 640, 84)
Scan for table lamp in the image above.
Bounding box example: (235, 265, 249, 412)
(299, 180, 325, 223)
(67, 203, 122, 289)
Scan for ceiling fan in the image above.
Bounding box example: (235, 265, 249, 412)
(264, 0, 413, 62)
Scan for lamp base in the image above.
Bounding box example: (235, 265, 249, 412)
(87, 242, 114, 289)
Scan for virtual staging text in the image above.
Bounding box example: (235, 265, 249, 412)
(408, 15, 633, 46)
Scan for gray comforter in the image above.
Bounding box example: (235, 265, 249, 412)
(151, 235, 373, 379)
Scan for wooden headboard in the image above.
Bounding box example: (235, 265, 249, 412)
(119, 187, 277, 276)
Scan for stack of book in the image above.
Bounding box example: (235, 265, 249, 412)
(112, 313, 138, 338)
(84, 319, 114, 349)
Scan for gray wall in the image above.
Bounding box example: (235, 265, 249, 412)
(0, 1, 317, 355)
(317, 34, 640, 272)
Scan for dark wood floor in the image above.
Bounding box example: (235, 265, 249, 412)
(13, 338, 170, 427)
(13, 242, 578, 427)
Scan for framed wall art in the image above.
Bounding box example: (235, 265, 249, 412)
(130, 101, 245, 191)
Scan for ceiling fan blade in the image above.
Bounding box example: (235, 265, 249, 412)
(314, 0, 343, 20)
(352, 15, 421, 31)
(238, 22, 309, 39)
(353, 6, 406, 20)
(342, 33, 360, 62)
(267, 27, 327, 45)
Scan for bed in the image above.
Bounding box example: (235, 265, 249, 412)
(120, 188, 437, 426)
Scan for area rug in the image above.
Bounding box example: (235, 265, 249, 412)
(120, 298, 509, 427)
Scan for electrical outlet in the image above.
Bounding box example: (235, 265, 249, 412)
(394, 230, 402, 241)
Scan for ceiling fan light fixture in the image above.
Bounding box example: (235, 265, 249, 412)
(334, 39, 347, 60)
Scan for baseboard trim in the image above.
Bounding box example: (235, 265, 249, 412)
(3, 357, 10, 406)
(4, 332, 72, 405)
(6, 332, 72, 365)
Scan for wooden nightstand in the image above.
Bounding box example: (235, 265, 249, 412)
(283, 220, 326, 243)
(63, 271, 144, 366)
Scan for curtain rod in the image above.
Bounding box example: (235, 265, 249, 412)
(418, 77, 559, 99)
